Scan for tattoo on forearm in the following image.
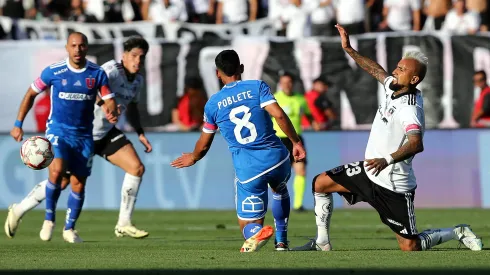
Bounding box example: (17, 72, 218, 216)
(345, 48, 388, 83)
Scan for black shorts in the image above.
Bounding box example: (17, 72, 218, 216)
(325, 161, 418, 239)
(280, 135, 307, 165)
(94, 127, 132, 159)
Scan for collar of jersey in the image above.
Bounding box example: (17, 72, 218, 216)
(223, 81, 241, 89)
(391, 90, 417, 100)
(66, 58, 88, 73)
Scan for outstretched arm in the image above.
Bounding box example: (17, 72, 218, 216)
(171, 132, 215, 168)
(335, 24, 389, 84)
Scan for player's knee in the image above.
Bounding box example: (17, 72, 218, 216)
(128, 162, 145, 177)
(61, 177, 70, 190)
(49, 169, 64, 183)
(398, 239, 420, 251)
(312, 174, 320, 193)
(271, 182, 288, 196)
(70, 180, 85, 193)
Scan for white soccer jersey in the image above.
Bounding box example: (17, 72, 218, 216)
(93, 60, 144, 141)
(364, 76, 425, 193)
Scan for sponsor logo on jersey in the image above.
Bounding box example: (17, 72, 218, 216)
(58, 92, 94, 101)
(62, 79, 67, 86)
(54, 68, 68, 75)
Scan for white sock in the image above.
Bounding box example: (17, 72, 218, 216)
(418, 227, 457, 250)
(14, 180, 47, 218)
(117, 173, 141, 226)
(314, 192, 333, 245)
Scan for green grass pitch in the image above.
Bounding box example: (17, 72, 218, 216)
(0, 209, 489, 274)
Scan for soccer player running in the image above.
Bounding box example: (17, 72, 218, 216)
(5, 37, 152, 240)
(291, 25, 483, 252)
(171, 50, 306, 252)
(8, 32, 119, 243)
(273, 72, 316, 212)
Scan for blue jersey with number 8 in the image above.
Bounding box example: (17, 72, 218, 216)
(203, 80, 289, 183)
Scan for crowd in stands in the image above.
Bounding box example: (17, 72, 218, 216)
(0, 0, 488, 37)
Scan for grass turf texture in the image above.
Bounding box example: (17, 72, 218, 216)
(0, 209, 489, 274)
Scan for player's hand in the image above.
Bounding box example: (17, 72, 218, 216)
(292, 141, 306, 162)
(171, 153, 197, 168)
(103, 104, 121, 124)
(10, 127, 24, 142)
(335, 24, 351, 49)
(364, 158, 388, 176)
(139, 134, 152, 153)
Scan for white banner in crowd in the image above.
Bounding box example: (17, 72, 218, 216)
(0, 16, 274, 42)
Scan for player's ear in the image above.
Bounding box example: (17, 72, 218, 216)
(239, 64, 244, 74)
(215, 69, 221, 80)
(410, 75, 419, 85)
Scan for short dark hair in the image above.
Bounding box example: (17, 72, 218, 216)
(67, 32, 88, 44)
(279, 71, 295, 82)
(475, 70, 487, 80)
(313, 77, 331, 86)
(215, 50, 241, 77)
(123, 36, 149, 54)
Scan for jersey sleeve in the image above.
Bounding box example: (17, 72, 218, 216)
(398, 106, 423, 135)
(202, 101, 218, 134)
(258, 81, 276, 108)
(97, 68, 115, 100)
(31, 67, 53, 93)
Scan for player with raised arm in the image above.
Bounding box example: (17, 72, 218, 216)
(5, 37, 152, 240)
(7, 32, 118, 243)
(171, 50, 306, 252)
(291, 25, 483, 252)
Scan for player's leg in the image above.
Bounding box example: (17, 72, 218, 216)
(291, 161, 367, 251)
(268, 160, 292, 251)
(292, 136, 307, 211)
(105, 137, 148, 238)
(235, 178, 274, 252)
(5, 177, 70, 238)
(62, 173, 87, 243)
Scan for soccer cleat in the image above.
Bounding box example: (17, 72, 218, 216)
(5, 204, 21, 238)
(63, 229, 83, 243)
(114, 224, 149, 239)
(290, 239, 332, 251)
(40, 220, 55, 241)
(275, 242, 289, 251)
(240, 225, 274, 252)
(454, 224, 483, 251)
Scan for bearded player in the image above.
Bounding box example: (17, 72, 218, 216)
(292, 25, 483, 252)
(6, 36, 152, 240)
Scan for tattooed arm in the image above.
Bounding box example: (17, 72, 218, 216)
(335, 24, 389, 84)
(391, 133, 424, 163)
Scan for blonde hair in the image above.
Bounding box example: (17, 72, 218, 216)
(403, 51, 428, 82)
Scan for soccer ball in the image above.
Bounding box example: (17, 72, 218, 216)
(20, 136, 54, 170)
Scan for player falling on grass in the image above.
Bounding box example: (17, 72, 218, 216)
(5, 36, 152, 240)
(291, 24, 483, 252)
(171, 50, 306, 252)
(7, 32, 119, 243)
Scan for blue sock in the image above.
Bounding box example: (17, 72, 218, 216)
(243, 223, 263, 240)
(272, 183, 290, 244)
(45, 180, 61, 222)
(65, 190, 85, 230)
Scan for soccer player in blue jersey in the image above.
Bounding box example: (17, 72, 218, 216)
(171, 50, 306, 252)
(9, 32, 119, 243)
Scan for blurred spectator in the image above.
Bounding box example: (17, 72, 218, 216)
(301, 77, 336, 130)
(142, 0, 188, 22)
(442, 0, 480, 34)
(34, 91, 51, 133)
(380, 0, 422, 31)
(269, 0, 308, 38)
(332, 0, 366, 34)
(0, 0, 36, 19)
(216, 0, 257, 24)
(47, 0, 72, 21)
(186, 0, 214, 23)
(69, 0, 98, 22)
(308, 0, 335, 37)
(171, 78, 208, 131)
(471, 70, 490, 127)
(466, 0, 489, 31)
(423, 0, 451, 31)
(366, 0, 384, 32)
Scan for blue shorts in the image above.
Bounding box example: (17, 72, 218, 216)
(45, 130, 94, 177)
(235, 159, 291, 220)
